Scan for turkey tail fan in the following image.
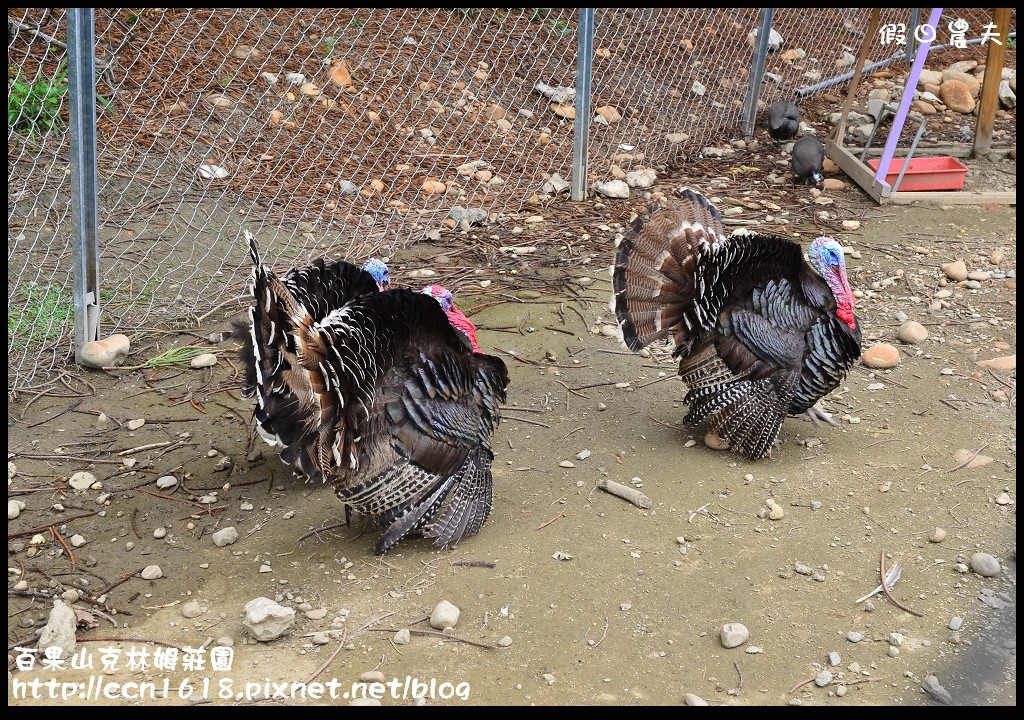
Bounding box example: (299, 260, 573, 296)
(610, 190, 727, 353)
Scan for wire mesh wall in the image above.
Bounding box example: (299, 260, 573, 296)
(7, 8, 1015, 389)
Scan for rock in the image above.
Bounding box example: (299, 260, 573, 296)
(69, 534, 87, 547)
(952, 448, 993, 468)
(393, 628, 411, 645)
(941, 69, 980, 97)
(995, 492, 1011, 505)
(190, 353, 218, 368)
(691, 81, 706, 97)
(625, 168, 657, 189)
(821, 178, 845, 191)
(421, 178, 447, 194)
(212, 527, 239, 547)
(153, 527, 166, 539)
(243, 597, 295, 641)
(975, 355, 1015, 371)
(498, 635, 513, 647)
(828, 652, 841, 666)
(746, 26, 783, 52)
(126, 418, 145, 431)
(430, 599, 461, 629)
(720, 622, 749, 648)
(594, 105, 621, 123)
(939, 80, 976, 114)
(595, 179, 630, 199)
(350, 698, 382, 706)
(9, 499, 25, 519)
(941, 259, 968, 281)
(181, 600, 202, 618)
(155, 475, 178, 490)
(684, 693, 709, 706)
(549, 102, 575, 120)
(69, 471, 97, 491)
(918, 69, 943, 87)
(815, 670, 833, 687)
(969, 552, 1000, 577)
(928, 527, 946, 543)
(141, 565, 163, 580)
(311, 632, 330, 645)
(79, 334, 131, 368)
(896, 321, 928, 344)
(37, 600, 77, 659)
(999, 79, 1016, 109)
(923, 675, 953, 704)
(912, 100, 938, 115)
(949, 616, 964, 631)
(990, 248, 1005, 265)
(841, 219, 861, 231)
(862, 343, 900, 368)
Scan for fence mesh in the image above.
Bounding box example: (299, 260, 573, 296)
(7, 7, 1015, 389)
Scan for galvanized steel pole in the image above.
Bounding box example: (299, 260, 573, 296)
(67, 8, 101, 362)
(570, 8, 595, 202)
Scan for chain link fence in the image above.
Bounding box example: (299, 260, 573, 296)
(7, 8, 1014, 389)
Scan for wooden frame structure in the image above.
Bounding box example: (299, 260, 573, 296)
(826, 8, 1016, 206)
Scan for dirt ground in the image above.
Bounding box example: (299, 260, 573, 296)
(7, 180, 1017, 706)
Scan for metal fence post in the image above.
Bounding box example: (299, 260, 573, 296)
(741, 8, 774, 139)
(905, 8, 922, 68)
(67, 8, 101, 361)
(570, 8, 595, 202)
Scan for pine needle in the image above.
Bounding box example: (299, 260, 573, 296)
(114, 346, 213, 371)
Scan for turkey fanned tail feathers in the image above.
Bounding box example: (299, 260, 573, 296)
(610, 190, 862, 459)
(239, 231, 509, 554)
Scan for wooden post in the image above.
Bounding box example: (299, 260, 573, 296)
(833, 9, 882, 145)
(972, 8, 1012, 157)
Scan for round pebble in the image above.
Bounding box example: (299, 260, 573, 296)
(684, 693, 709, 706)
(835, 685, 848, 697)
(815, 670, 833, 687)
(153, 527, 167, 539)
(181, 600, 202, 618)
(498, 635, 513, 647)
(949, 616, 963, 631)
(720, 622, 749, 648)
(896, 320, 928, 344)
(828, 652, 841, 666)
(847, 631, 864, 643)
(861, 343, 900, 369)
(941, 259, 968, 281)
(969, 552, 1000, 577)
(311, 632, 330, 645)
(141, 565, 163, 580)
(928, 527, 946, 543)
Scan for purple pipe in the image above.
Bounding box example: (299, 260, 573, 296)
(874, 8, 944, 196)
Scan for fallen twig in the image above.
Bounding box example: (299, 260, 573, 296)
(536, 509, 566, 530)
(366, 627, 497, 650)
(946, 443, 989, 473)
(451, 559, 497, 569)
(597, 478, 652, 509)
(879, 551, 924, 617)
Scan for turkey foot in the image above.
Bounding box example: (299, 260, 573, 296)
(802, 401, 838, 427)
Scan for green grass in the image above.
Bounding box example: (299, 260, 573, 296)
(8, 282, 73, 349)
(349, 17, 364, 28)
(8, 61, 68, 142)
(548, 18, 573, 37)
(1007, 37, 1016, 50)
(9, 59, 114, 143)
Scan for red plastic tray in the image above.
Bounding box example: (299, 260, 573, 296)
(867, 156, 968, 192)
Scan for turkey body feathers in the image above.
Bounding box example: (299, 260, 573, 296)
(610, 191, 861, 459)
(240, 233, 509, 553)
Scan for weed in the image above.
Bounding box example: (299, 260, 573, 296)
(1007, 37, 1016, 49)
(530, 8, 551, 22)
(8, 60, 68, 142)
(549, 18, 573, 37)
(323, 36, 336, 56)
(8, 281, 73, 348)
(350, 17, 364, 28)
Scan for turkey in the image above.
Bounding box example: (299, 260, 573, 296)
(766, 100, 800, 140)
(792, 135, 826, 186)
(238, 232, 509, 554)
(610, 189, 862, 460)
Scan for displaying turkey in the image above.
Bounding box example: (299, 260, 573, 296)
(610, 189, 862, 460)
(238, 232, 509, 554)
(766, 100, 800, 140)
(792, 135, 826, 186)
